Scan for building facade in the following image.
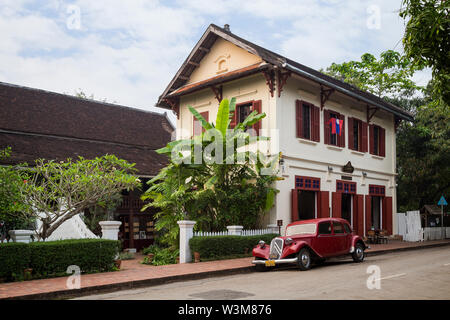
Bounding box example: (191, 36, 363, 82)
(0, 82, 174, 250)
(157, 24, 413, 236)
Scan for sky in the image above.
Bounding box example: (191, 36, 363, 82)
(0, 0, 431, 124)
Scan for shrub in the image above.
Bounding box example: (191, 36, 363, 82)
(141, 245, 179, 266)
(0, 239, 119, 282)
(189, 234, 278, 260)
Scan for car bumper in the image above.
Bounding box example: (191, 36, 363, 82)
(252, 257, 298, 265)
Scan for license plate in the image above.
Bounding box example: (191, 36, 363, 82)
(265, 260, 276, 267)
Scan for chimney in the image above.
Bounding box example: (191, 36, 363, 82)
(224, 24, 230, 32)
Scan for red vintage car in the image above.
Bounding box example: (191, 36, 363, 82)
(252, 218, 368, 271)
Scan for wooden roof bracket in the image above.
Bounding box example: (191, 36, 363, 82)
(277, 70, 291, 97)
(367, 104, 379, 123)
(320, 85, 335, 110)
(210, 85, 223, 103)
(262, 69, 275, 97)
(164, 97, 180, 119)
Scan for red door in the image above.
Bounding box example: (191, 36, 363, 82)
(332, 221, 347, 255)
(314, 221, 335, 257)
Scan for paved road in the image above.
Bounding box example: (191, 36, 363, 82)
(77, 246, 450, 300)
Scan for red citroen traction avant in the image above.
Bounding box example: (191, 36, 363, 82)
(252, 218, 368, 271)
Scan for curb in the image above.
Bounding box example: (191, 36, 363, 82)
(4, 240, 450, 300)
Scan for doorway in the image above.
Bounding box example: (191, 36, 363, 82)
(297, 190, 316, 220)
(371, 196, 382, 229)
(341, 193, 352, 226)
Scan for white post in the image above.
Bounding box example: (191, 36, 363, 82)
(177, 220, 196, 263)
(8, 230, 34, 243)
(227, 225, 244, 236)
(99, 221, 122, 240)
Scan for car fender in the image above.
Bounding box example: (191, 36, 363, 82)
(282, 240, 323, 259)
(351, 235, 367, 250)
(252, 245, 270, 259)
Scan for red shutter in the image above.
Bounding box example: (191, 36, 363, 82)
(229, 106, 237, 129)
(311, 105, 320, 142)
(291, 189, 299, 222)
(193, 111, 209, 136)
(296, 100, 302, 138)
(379, 127, 385, 157)
(252, 100, 262, 135)
(324, 110, 330, 145)
(365, 195, 372, 236)
(361, 121, 368, 152)
(339, 114, 345, 148)
(348, 117, 354, 150)
(383, 196, 393, 235)
(355, 194, 364, 236)
(369, 124, 374, 154)
(332, 192, 341, 218)
(319, 191, 329, 218)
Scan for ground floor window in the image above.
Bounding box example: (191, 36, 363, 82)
(371, 196, 382, 229)
(297, 190, 316, 220)
(341, 193, 352, 226)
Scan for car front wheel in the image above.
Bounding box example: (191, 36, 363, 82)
(352, 243, 365, 262)
(297, 247, 312, 271)
(254, 257, 267, 272)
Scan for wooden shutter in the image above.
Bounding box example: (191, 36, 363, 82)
(361, 121, 368, 152)
(252, 100, 262, 135)
(332, 192, 341, 218)
(229, 107, 237, 129)
(348, 117, 354, 150)
(339, 114, 345, 148)
(193, 111, 209, 136)
(319, 191, 329, 218)
(383, 196, 393, 235)
(379, 127, 385, 157)
(365, 195, 372, 236)
(291, 189, 299, 222)
(369, 124, 374, 154)
(355, 194, 364, 236)
(312, 105, 320, 142)
(324, 109, 330, 145)
(296, 100, 303, 138)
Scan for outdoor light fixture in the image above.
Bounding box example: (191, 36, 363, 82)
(362, 172, 367, 177)
(328, 166, 333, 172)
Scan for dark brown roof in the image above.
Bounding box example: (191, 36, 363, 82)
(158, 24, 414, 122)
(0, 82, 174, 175)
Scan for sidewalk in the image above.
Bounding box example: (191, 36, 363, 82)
(1, 239, 449, 300)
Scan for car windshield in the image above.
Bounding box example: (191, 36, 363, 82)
(286, 223, 317, 236)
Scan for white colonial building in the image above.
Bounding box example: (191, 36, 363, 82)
(156, 24, 413, 237)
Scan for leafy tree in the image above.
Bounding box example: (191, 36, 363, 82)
(322, 50, 421, 98)
(400, 0, 449, 104)
(142, 98, 280, 248)
(21, 155, 140, 240)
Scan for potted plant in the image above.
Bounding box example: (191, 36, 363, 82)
(147, 253, 154, 264)
(24, 268, 33, 280)
(114, 258, 122, 269)
(194, 251, 200, 263)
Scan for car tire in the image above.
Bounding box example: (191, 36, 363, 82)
(352, 243, 365, 263)
(255, 257, 267, 272)
(297, 247, 312, 271)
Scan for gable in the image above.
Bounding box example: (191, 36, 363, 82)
(187, 37, 262, 85)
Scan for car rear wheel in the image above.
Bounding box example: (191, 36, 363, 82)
(297, 248, 312, 271)
(352, 243, 365, 262)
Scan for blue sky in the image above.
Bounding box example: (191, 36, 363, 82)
(0, 0, 430, 123)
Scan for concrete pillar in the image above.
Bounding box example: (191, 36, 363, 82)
(177, 220, 196, 263)
(8, 230, 34, 243)
(99, 221, 122, 240)
(227, 225, 244, 236)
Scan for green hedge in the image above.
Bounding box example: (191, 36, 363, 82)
(0, 239, 119, 281)
(189, 234, 278, 260)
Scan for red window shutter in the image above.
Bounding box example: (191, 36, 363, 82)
(348, 117, 354, 150)
(296, 100, 302, 138)
(355, 194, 364, 236)
(379, 127, 385, 157)
(319, 191, 329, 218)
(312, 105, 320, 142)
(339, 114, 345, 148)
(291, 189, 299, 222)
(383, 196, 393, 235)
(332, 192, 341, 218)
(252, 100, 262, 135)
(193, 111, 209, 136)
(369, 124, 374, 154)
(365, 195, 372, 235)
(324, 110, 330, 145)
(361, 121, 368, 152)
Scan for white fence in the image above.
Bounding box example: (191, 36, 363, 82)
(397, 211, 450, 242)
(194, 228, 274, 237)
(423, 227, 450, 241)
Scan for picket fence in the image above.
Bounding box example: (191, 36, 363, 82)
(194, 228, 274, 237)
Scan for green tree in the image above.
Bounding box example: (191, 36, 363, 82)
(142, 98, 280, 248)
(400, 0, 449, 104)
(22, 155, 140, 240)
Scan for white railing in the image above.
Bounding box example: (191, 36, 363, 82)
(194, 228, 274, 237)
(423, 227, 450, 241)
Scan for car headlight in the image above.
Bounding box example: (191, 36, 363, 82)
(285, 238, 293, 245)
(258, 240, 266, 248)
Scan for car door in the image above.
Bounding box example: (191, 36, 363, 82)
(332, 221, 347, 255)
(314, 221, 334, 257)
(343, 221, 353, 253)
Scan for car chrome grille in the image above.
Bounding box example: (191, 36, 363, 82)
(269, 237, 284, 259)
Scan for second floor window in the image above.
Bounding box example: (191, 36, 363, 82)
(296, 100, 320, 142)
(348, 117, 368, 152)
(229, 100, 262, 135)
(369, 124, 385, 157)
(193, 111, 209, 136)
(324, 109, 345, 147)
